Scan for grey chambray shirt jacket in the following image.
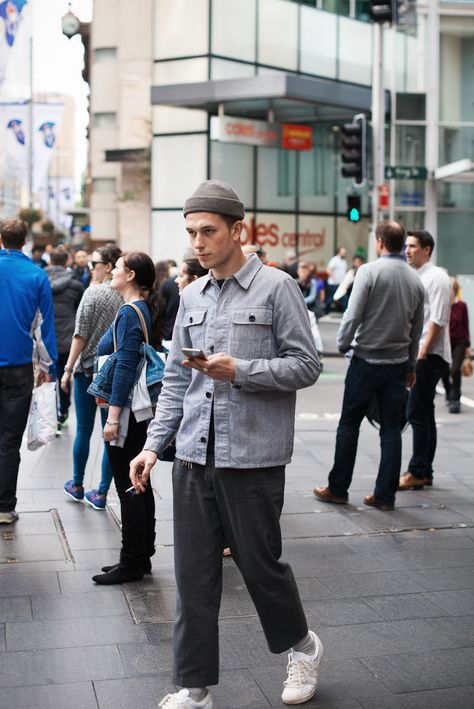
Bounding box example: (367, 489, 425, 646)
(144, 254, 321, 468)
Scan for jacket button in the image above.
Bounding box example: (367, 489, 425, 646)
(209, 345, 215, 353)
(234, 384, 242, 389)
(200, 436, 206, 443)
(249, 315, 256, 322)
(206, 392, 212, 399)
(189, 317, 193, 323)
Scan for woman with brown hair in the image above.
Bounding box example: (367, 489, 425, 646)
(92, 251, 165, 584)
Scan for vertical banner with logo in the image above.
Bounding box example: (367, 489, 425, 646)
(0, 100, 64, 213)
(0, 0, 28, 86)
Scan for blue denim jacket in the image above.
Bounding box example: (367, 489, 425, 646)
(144, 255, 321, 468)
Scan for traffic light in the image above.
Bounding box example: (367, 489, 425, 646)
(347, 195, 361, 223)
(340, 114, 366, 187)
(369, 1, 398, 24)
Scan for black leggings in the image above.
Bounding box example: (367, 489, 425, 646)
(106, 413, 156, 566)
(441, 341, 467, 402)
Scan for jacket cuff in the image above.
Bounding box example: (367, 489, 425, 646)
(232, 358, 249, 389)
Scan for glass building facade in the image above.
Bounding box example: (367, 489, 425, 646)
(150, 0, 474, 279)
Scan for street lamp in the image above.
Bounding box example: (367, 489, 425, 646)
(62, 4, 81, 39)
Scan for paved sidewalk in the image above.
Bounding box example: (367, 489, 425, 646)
(1, 354, 473, 708)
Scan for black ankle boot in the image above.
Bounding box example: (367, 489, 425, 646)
(101, 557, 152, 574)
(92, 563, 144, 585)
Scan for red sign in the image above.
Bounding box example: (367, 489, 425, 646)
(378, 184, 390, 209)
(281, 124, 313, 151)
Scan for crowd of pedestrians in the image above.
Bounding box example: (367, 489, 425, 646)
(0, 179, 471, 707)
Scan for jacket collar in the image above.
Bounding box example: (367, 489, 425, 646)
(200, 254, 263, 293)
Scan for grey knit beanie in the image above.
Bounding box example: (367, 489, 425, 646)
(183, 180, 245, 220)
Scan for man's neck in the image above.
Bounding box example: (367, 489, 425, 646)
(211, 251, 247, 280)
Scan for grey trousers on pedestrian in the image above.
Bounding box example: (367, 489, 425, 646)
(172, 456, 308, 688)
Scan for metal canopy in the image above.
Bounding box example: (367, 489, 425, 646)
(434, 158, 474, 183)
(151, 74, 388, 123)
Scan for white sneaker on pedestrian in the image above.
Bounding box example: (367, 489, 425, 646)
(0, 511, 19, 524)
(282, 630, 323, 705)
(158, 689, 213, 708)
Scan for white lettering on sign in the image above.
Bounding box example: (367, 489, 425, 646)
(210, 116, 279, 148)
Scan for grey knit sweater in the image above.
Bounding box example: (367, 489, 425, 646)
(337, 255, 425, 371)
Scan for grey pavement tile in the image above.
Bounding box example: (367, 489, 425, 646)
(94, 675, 184, 709)
(0, 533, 65, 563)
(424, 588, 474, 615)
(0, 644, 125, 687)
(31, 588, 129, 620)
(124, 588, 176, 623)
(358, 686, 474, 709)
(0, 623, 4, 651)
(304, 598, 383, 626)
(212, 669, 274, 708)
(6, 614, 146, 651)
(1, 511, 57, 534)
(361, 593, 448, 621)
(0, 570, 60, 597)
(219, 617, 275, 670)
(290, 576, 333, 602)
(427, 615, 474, 645)
(0, 558, 74, 574)
(118, 634, 174, 675)
(406, 566, 474, 593)
(281, 512, 367, 540)
(360, 647, 474, 693)
(319, 618, 456, 661)
(320, 570, 425, 598)
(66, 530, 122, 551)
(123, 565, 176, 592)
(0, 681, 99, 709)
(0, 596, 32, 622)
(155, 519, 174, 546)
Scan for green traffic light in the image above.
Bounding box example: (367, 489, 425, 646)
(349, 207, 360, 222)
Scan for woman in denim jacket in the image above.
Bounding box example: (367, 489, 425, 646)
(92, 252, 165, 585)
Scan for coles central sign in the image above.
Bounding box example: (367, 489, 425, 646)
(210, 116, 313, 151)
(241, 216, 333, 268)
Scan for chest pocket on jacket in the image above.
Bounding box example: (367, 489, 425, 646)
(183, 309, 207, 348)
(231, 307, 273, 359)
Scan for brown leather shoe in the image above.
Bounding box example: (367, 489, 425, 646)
(313, 486, 348, 504)
(363, 495, 394, 511)
(398, 472, 425, 490)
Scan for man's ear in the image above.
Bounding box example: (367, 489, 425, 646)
(232, 221, 243, 241)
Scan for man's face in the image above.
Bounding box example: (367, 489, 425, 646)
(405, 236, 430, 269)
(339, 247, 346, 258)
(185, 212, 241, 273)
(74, 250, 89, 268)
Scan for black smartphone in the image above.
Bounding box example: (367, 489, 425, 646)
(182, 347, 208, 360)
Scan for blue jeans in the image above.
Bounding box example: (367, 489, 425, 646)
(0, 364, 34, 512)
(73, 372, 112, 495)
(328, 356, 408, 504)
(407, 355, 449, 481)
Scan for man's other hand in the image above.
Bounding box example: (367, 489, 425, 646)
(129, 450, 158, 494)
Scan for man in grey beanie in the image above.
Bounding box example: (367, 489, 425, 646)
(130, 180, 322, 708)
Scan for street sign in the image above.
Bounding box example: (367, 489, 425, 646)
(385, 165, 428, 180)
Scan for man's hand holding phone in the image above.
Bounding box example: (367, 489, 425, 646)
(182, 348, 236, 382)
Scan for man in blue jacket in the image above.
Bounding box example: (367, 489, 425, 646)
(0, 219, 58, 524)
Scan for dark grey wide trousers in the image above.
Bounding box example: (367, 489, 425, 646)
(172, 456, 308, 688)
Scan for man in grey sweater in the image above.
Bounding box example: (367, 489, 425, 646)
(314, 221, 425, 510)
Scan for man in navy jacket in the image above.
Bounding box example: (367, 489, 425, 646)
(0, 219, 57, 524)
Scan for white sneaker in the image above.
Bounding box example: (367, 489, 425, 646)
(0, 511, 19, 524)
(158, 689, 213, 709)
(282, 630, 323, 705)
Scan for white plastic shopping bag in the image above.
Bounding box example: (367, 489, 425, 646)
(27, 382, 57, 451)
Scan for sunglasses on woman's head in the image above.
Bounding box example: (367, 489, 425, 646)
(90, 260, 107, 268)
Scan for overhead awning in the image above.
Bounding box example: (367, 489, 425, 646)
(434, 159, 474, 183)
(105, 148, 148, 163)
(151, 74, 389, 123)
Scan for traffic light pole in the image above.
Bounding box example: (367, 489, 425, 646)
(370, 21, 385, 261)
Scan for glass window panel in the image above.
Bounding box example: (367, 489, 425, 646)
(211, 0, 256, 62)
(299, 124, 337, 213)
(151, 211, 190, 263)
(437, 181, 474, 211)
(338, 16, 372, 85)
(93, 112, 117, 129)
(322, 0, 350, 16)
(437, 211, 474, 275)
(210, 59, 256, 81)
(440, 32, 474, 122)
(250, 213, 296, 263)
(93, 48, 117, 62)
(257, 147, 296, 211)
(394, 125, 426, 208)
(439, 126, 474, 166)
(152, 60, 209, 134)
(405, 34, 424, 93)
(394, 211, 425, 232)
(152, 135, 207, 208)
(258, 0, 298, 71)
(210, 142, 254, 209)
(93, 178, 116, 193)
(300, 7, 337, 78)
(155, 0, 209, 60)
